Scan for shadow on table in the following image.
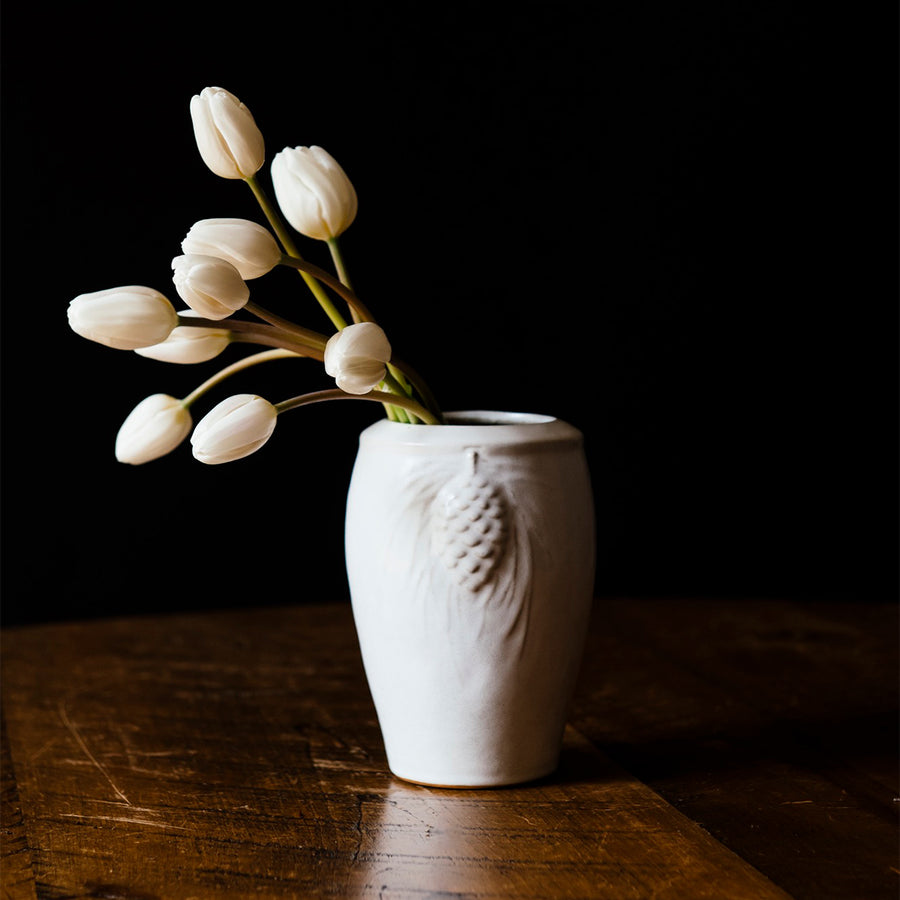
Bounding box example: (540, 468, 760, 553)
(593, 706, 898, 824)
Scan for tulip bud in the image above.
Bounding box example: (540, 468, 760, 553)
(190, 87, 265, 179)
(115, 394, 192, 465)
(191, 394, 278, 465)
(67, 286, 179, 350)
(181, 218, 281, 280)
(271, 146, 358, 240)
(135, 310, 231, 364)
(172, 254, 249, 320)
(324, 322, 392, 394)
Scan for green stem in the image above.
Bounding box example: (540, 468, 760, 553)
(327, 236, 361, 326)
(382, 365, 412, 397)
(278, 255, 428, 421)
(244, 175, 347, 331)
(327, 237, 354, 291)
(385, 395, 411, 423)
(388, 357, 444, 423)
(243, 302, 329, 351)
(182, 349, 300, 408)
(277, 255, 417, 421)
(274, 389, 440, 425)
(178, 315, 326, 361)
(278, 255, 375, 322)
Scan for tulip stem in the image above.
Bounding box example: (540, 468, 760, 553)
(242, 185, 432, 426)
(380, 372, 415, 424)
(276, 253, 422, 422)
(275, 389, 440, 425)
(327, 237, 354, 291)
(178, 315, 326, 360)
(182, 349, 300, 408)
(277, 255, 375, 323)
(244, 175, 348, 331)
(388, 357, 445, 423)
(328, 236, 363, 325)
(244, 302, 329, 350)
(244, 302, 408, 422)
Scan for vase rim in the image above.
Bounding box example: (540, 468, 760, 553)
(358, 409, 584, 449)
(445, 410, 556, 426)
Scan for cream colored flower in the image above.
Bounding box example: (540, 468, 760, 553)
(115, 394, 192, 465)
(67, 286, 179, 350)
(190, 86, 265, 179)
(171, 254, 249, 320)
(271, 146, 358, 240)
(324, 322, 392, 394)
(181, 218, 281, 279)
(191, 394, 278, 464)
(135, 310, 231, 364)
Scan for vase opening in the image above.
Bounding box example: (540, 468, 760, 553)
(443, 410, 556, 426)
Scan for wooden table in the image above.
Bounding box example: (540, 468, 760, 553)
(2, 598, 896, 899)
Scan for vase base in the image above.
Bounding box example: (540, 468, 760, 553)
(389, 764, 557, 790)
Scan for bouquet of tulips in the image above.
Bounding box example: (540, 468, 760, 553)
(67, 86, 444, 466)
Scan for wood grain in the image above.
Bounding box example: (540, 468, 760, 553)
(1, 721, 35, 899)
(570, 598, 899, 900)
(1, 599, 895, 899)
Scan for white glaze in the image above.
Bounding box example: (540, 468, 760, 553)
(345, 411, 595, 787)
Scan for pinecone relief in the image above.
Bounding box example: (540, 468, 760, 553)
(431, 449, 509, 592)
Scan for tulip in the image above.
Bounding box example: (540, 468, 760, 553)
(271, 146, 358, 240)
(181, 218, 281, 280)
(67, 286, 179, 350)
(115, 394, 192, 465)
(135, 310, 231, 364)
(191, 394, 278, 465)
(324, 322, 392, 394)
(190, 87, 265, 179)
(172, 254, 249, 320)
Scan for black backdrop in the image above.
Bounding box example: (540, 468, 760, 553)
(2, 2, 897, 625)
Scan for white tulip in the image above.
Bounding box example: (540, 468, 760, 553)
(67, 286, 179, 350)
(190, 86, 265, 179)
(181, 218, 281, 279)
(135, 310, 231, 364)
(191, 394, 277, 465)
(115, 394, 192, 465)
(271, 146, 358, 240)
(172, 254, 249, 320)
(324, 322, 392, 394)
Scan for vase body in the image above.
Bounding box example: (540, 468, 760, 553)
(345, 411, 595, 787)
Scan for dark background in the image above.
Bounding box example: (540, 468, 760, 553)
(2, 2, 897, 626)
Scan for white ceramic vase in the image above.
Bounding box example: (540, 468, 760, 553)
(345, 411, 595, 787)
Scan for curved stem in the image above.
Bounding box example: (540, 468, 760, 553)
(274, 259, 441, 422)
(278, 255, 375, 323)
(276, 252, 425, 423)
(243, 301, 329, 351)
(244, 175, 348, 331)
(274, 388, 440, 425)
(178, 315, 326, 361)
(182, 349, 301, 408)
(387, 356, 444, 423)
(227, 333, 319, 358)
